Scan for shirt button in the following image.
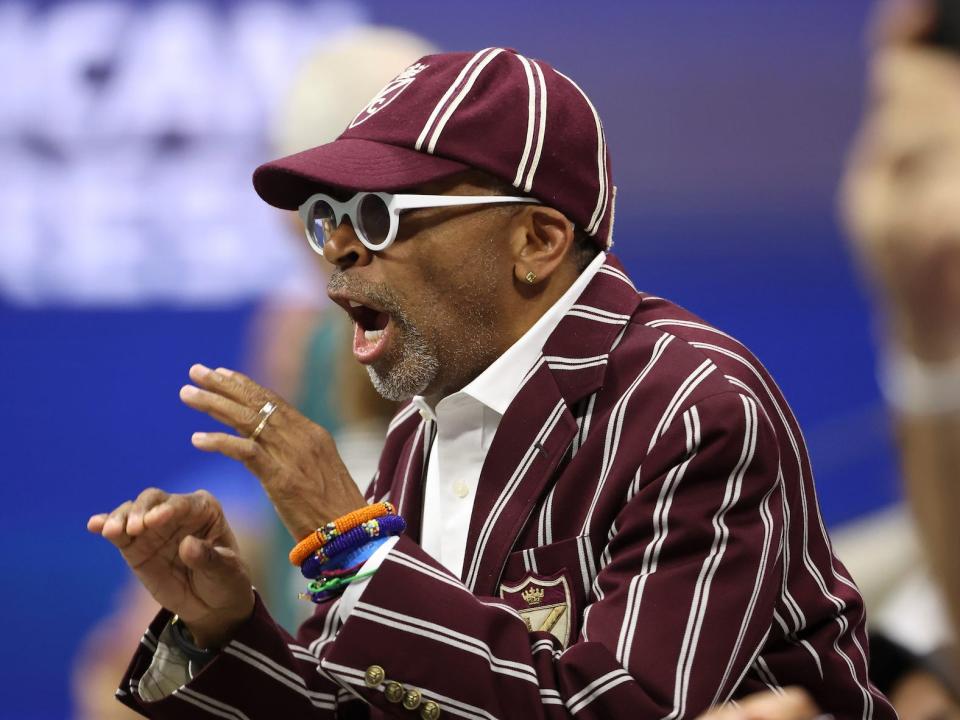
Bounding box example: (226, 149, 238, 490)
(453, 481, 469, 498)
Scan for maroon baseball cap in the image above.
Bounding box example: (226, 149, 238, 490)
(253, 47, 615, 248)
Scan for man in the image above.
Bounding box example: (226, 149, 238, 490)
(89, 48, 893, 719)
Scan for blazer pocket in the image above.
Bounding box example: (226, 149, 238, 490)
(499, 536, 589, 648)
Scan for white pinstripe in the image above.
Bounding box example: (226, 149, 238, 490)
(613, 405, 701, 666)
(223, 642, 336, 710)
(581, 333, 675, 538)
(710, 477, 780, 706)
(386, 401, 419, 436)
(416, 48, 495, 151)
(174, 687, 251, 720)
(324, 659, 498, 720)
(354, 601, 539, 685)
(396, 420, 427, 519)
(664, 395, 759, 720)
(647, 358, 716, 453)
(523, 60, 548, 191)
(554, 69, 608, 235)
(427, 49, 506, 154)
(513, 53, 538, 187)
(692, 341, 876, 719)
(597, 264, 636, 290)
(565, 668, 633, 715)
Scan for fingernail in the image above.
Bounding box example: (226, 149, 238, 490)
(192, 363, 210, 376)
(192, 432, 207, 444)
(180, 385, 199, 399)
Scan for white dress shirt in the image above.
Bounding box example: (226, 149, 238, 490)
(339, 252, 606, 620)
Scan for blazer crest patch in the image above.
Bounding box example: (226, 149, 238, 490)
(499, 571, 573, 648)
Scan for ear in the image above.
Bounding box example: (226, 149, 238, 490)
(509, 206, 575, 287)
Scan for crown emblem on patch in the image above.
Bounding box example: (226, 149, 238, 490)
(522, 586, 545, 606)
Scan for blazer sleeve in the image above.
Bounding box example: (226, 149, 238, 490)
(316, 391, 785, 719)
(116, 590, 367, 719)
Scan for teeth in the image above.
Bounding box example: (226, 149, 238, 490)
(349, 300, 363, 308)
(364, 329, 384, 342)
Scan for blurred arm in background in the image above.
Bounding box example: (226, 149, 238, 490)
(842, 0, 960, 677)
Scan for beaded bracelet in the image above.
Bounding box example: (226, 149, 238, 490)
(300, 535, 391, 579)
(288, 502, 395, 566)
(311, 515, 406, 567)
(299, 569, 379, 604)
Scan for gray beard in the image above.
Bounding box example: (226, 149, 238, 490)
(365, 319, 440, 402)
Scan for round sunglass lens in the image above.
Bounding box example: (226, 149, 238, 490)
(357, 194, 391, 247)
(307, 200, 335, 249)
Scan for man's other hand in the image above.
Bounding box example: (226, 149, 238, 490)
(178, 363, 366, 539)
(697, 688, 821, 720)
(87, 489, 254, 649)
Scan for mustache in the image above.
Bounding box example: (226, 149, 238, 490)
(327, 270, 408, 323)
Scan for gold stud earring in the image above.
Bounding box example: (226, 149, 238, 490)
(524, 270, 537, 284)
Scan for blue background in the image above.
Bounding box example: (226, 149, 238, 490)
(0, 1, 900, 717)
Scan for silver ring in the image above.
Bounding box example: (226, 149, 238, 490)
(249, 401, 278, 441)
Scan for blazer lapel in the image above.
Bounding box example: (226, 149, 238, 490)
(459, 255, 643, 595)
(390, 417, 435, 546)
(459, 367, 577, 594)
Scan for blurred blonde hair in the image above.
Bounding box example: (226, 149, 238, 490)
(272, 26, 438, 156)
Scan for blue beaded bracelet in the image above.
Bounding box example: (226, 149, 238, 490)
(315, 514, 406, 565)
(300, 535, 391, 579)
(300, 515, 405, 578)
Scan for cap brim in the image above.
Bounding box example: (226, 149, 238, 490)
(253, 138, 471, 210)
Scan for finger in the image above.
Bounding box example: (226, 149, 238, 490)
(191, 431, 268, 469)
(189, 363, 265, 407)
(143, 490, 218, 531)
(87, 513, 108, 534)
(126, 487, 170, 536)
(101, 501, 134, 548)
(180, 384, 258, 434)
(215, 366, 282, 408)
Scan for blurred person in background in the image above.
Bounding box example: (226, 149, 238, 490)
(71, 21, 434, 719)
(841, 0, 960, 709)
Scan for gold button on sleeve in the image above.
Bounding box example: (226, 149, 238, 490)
(363, 665, 385, 687)
(402, 688, 423, 710)
(420, 700, 441, 720)
(384, 681, 405, 704)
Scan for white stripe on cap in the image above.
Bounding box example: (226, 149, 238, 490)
(512, 54, 538, 187)
(416, 48, 495, 152)
(523, 60, 548, 192)
(427, 48, 506, 154)
(555, 69, 608, 235)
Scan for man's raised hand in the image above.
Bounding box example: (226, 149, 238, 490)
(178, 363, 365, 539)
(87, 488, 254, 649)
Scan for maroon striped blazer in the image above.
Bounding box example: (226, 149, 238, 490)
(119, 255, 895, 719)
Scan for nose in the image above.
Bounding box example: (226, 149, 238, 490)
(322, 218, 373, 270)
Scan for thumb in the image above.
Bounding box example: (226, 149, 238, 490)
(178, 535, 245, 581)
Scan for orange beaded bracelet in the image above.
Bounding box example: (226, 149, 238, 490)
(288, 501, 395, 566)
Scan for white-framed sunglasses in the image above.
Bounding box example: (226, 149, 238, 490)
(298, 191, 540, 254)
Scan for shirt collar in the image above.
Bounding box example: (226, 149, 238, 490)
(413, 251, 607, 420)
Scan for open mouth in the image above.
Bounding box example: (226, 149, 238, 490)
(340, 298, 394, 364)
